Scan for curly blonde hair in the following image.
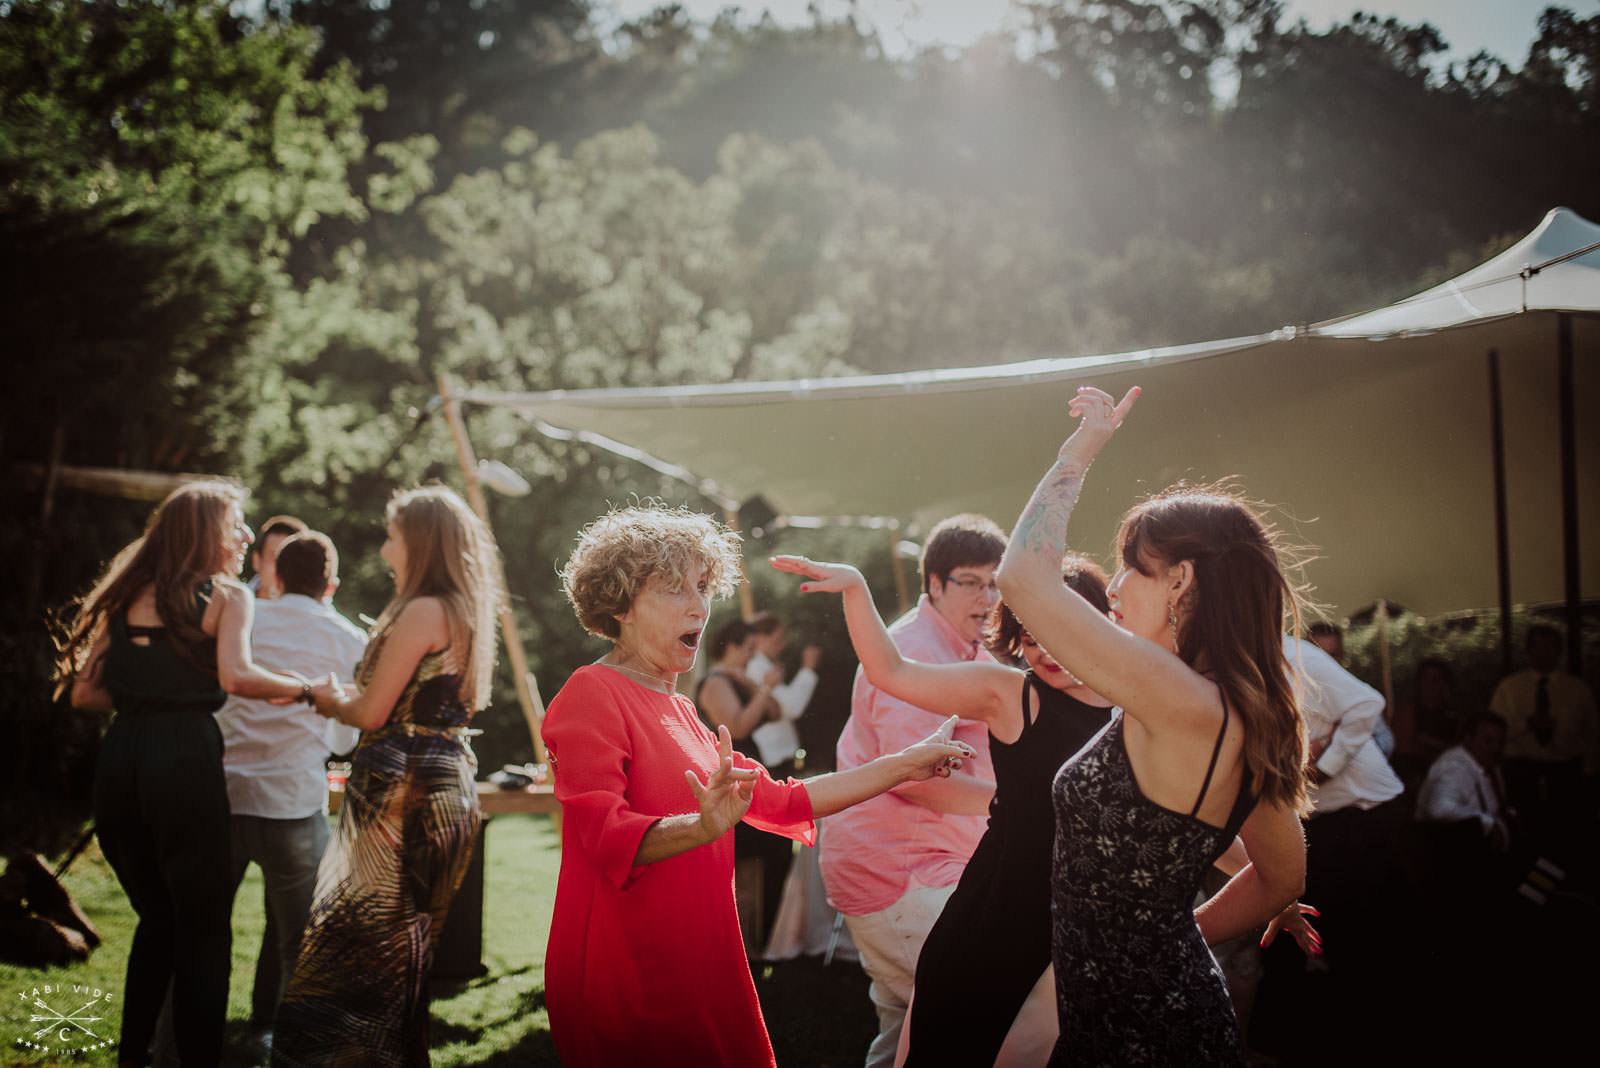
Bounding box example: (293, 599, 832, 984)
(561, 504, 744, 639)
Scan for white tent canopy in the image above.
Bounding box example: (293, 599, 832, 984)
(463, 208, 1600, 618)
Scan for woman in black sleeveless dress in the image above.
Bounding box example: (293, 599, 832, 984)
(57, 481, 315, 1065)
(771, 554, 1114, 1065)
(998, 385, 1316, 1066)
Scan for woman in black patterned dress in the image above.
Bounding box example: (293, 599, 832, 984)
(998, 386, 1314, 1067)
(273, 486, 504, 1067)
(772, 553, 1114, 1066)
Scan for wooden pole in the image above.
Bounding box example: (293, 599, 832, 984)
(890, 527, 910, 617)
(437, 373, 548, 766)
(1375, 599, 1394, 723)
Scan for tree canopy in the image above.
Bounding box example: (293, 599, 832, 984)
(5, 0, 1598, 844)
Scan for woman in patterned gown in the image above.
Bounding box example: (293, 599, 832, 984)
(272, 486, 504, 1067)
(541, 503, 977, 1068)
(998, 386, 1313, 1067)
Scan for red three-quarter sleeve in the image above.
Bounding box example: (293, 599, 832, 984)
(543, 671, 662, 890)
(735, 753, 817, 846)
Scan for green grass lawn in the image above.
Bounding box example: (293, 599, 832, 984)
(3, 815, 875, 1066)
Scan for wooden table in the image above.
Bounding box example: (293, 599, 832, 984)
(435, 783, 559, 979)
(327, 780, 558, 816)
(474, 781, 559, 816)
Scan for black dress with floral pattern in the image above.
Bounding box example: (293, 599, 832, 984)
(1048, 706, 1256, 1067)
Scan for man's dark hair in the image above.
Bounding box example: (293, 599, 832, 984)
(274, 531, 337, 598)
(259, 514, 308, 543)
(747, 611, 783, 637)
(920, 514, 1007, 595)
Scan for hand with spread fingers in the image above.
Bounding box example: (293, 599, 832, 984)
(684, 723, 759, 842)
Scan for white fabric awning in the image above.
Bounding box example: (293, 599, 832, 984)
(463, 209, 1600, 617)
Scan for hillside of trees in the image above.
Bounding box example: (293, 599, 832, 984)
(5, 0, 1597, 846)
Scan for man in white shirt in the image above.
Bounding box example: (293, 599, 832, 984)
(1256, 635, 1408, 1060)
(216, 531, 364, 1048)
(1417, 712, 1510, 848)
(745, 610, 821, 775)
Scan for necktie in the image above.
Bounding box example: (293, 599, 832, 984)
(1530, 675, 1554, 747)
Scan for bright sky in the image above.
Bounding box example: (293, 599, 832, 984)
(601, 0, 1599, 66)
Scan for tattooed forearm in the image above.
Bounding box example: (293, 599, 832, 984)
(1011, 459, 1086, 556)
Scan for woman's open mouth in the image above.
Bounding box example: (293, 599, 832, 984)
(678, 630, 701, 650)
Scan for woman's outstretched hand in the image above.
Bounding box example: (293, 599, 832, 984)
(898, 715, 976, 782)
(1064, 385, 1141, 458)
(685, 724, 758, 843)
(770, 555, 867, 594)
(1260, 900, 1323, 957)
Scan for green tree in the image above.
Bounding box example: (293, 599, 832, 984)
(1, 0, 378, 851)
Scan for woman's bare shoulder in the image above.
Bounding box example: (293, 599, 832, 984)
(389, 596, 451, 646)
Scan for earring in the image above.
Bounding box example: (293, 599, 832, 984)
(1168, 599, 1180, 654)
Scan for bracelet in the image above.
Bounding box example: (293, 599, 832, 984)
(297, 680, 313, 705)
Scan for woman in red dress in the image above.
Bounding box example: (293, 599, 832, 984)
(543, 504, 974, 1067)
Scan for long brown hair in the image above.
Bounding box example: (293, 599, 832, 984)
(368, 485, 505, 711)
(54, 480, 245, 695)
(1117, 484, 1310, 815)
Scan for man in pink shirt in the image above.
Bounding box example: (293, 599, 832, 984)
(820, 514, 1005, 1068)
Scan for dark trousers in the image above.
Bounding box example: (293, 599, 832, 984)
(94, 712, 233, 1066)
(228, 812, 331, 1031)
(1254, 798, 1416, 1064)
(733, 821, 796, 951)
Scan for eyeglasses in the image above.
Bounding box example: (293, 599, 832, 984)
(943, 574, 1001, 596)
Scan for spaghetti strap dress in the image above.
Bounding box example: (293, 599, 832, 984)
(903, 672, 1111, 1066)
(94, 581, 233, 1065)
(272, 629, 482, 1068)
(1048, 696, 1257, 1067)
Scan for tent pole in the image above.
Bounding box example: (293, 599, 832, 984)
(1488, 350, 1514, 676)
(437, 373, 549, 767)
(1375, 599, 1394, 722)
(1558, 314, 1583, 674)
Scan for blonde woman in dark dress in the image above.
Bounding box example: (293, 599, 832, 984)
(273, 485, 504, 1068)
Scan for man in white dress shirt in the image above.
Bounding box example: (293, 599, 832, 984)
(1417, 712, 1510, 848)
(216, 531, 364, 1048)
(1256, 634, 1408, 1060)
